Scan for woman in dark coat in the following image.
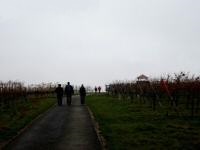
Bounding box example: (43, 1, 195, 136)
(79, 84, 86, 104)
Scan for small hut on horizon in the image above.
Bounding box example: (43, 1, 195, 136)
(137, 74, 149, 81)
(136, 74, 150, 93)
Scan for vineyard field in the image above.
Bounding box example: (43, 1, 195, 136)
(107, 72, 200, 117)
(87, 94, 200, 150)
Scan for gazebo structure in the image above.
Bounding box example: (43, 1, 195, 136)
(137, 74, 149, 81)
(136, 74, 150, 96)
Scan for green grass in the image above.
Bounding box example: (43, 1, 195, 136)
(0, 97, 56, 144)
(86, 94, 200, 150)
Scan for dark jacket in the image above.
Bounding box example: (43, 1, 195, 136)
(79, 86, 86, 96)
(55, 87, 64, 97)
(65, 85, 74, 96)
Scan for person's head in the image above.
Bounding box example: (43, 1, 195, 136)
(81, 84, 84, 87)
(67, 82, 70, 85)
(58, 84, 61, 87)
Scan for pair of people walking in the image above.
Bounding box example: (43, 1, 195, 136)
(55, 82, 86, 106)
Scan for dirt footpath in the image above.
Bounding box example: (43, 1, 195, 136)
(5, 96, 101, 150)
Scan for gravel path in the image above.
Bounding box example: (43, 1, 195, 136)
(5, 96, 101, 150)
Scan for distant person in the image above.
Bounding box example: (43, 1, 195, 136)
(95, 87, 97, 93)
(55, 84, 63, 106)
(79, 84, 86, 104)
(65, 82, 74, 106)
(98, 86, 101, 93)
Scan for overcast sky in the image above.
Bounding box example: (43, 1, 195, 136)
(0, 0, 200, 87)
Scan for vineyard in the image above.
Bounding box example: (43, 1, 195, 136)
(0, 81, 56, 113)
(107, 72, 200, 117)
(0, 81, 58, 147)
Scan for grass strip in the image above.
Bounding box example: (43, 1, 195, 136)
(0, 97, 56, 145)
(86, 94, 200, 150)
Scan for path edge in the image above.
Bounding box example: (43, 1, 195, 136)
(86, 106, 108, 150)
(1, 103, 57, 149)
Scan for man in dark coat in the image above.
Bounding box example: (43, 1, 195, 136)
(55, 84, 63, 106)
(65, 82, 74, 106)
(79, 84, 86, 104)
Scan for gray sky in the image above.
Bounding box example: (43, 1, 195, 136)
(0, 0, 200, 87)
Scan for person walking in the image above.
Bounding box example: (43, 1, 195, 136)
(79, 84, 86, 104)
(55, 84, 63, 106)
(94, 87, 97, 93)
(98, 86, 101, 93)
(65, 82, 74, 106)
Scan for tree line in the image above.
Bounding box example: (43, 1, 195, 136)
(0, 81, 55, 112)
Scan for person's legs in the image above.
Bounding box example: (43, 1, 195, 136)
(67, 96, 69, 105)
(69, 96, 72, 105)
(57, 96, 61, 106)
(83, 96, 85, 104)
(60, 96, 63, 106)
(80, 95, 85, 104)
(67, 96, 71, 106)
(57, 98, 59, 106)
(80, 96, 83, 104)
